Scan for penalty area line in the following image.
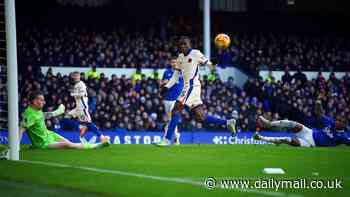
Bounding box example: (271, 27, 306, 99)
(17, 159, 302, 197)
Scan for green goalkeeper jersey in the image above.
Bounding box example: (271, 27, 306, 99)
(22, 106, 51, 148)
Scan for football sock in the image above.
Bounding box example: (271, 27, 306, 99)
(165, 113, 180, 141)
(270, 120, 297, 129)
(86, 122, 102, 137)
(205, 115, 227, 126)
(259, 136, 292, 144)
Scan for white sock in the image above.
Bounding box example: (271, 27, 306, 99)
(89, 136, 97, 144)
(270, 120, 297, 129)
(80, 136, 88, 144)
(174, 127, 180, 139)
(163, 124, 169, 140)
(260, 136, 292, 144)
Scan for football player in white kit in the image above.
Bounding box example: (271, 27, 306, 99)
(156, 36, 236, 146)
(66, 71, 109, 144)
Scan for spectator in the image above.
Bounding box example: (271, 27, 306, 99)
(281, 67, 293, 84)
(293, 66, 307, 85)
(87, 65, 100, 80)
(132, 68, 142, 84)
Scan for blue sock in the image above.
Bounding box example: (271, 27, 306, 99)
(205, 115, 227, 126)
(86, 123, 102, 137)
(165, 113, 180, 141)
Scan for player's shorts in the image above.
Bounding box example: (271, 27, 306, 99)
(295, 125, 316, 147)
(68, 107, 91, 123)
(184, 85, 203, 109)
(164, 100, 176, 115)
(35, 131, 64, 149)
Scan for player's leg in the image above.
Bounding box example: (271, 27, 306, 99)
(155, 101, 182, 146)
(258, 116, 303, 132)
(60, 117, 89, 143)
(187, 86, 236, 134)
(162, 100, 173, 139)
(164, 100, 181, 145)
(253, 132, 301, 146)
(190, 104, 236, 134)
(47, 141, 108, 149)
(64, 108, 89, 143)
(79, 108, 109, 143)
(256, 116, 315, 147)
(174, 127, 180, 145)
(46, 131, 109, 149)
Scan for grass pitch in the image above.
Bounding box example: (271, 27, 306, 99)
(0, 144, 349, 197)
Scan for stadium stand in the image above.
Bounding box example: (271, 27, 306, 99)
(15, 66, 350, 132)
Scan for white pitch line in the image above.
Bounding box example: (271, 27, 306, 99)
(17, 160, 303, 197)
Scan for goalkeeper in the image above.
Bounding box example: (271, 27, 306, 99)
(19, 91, 109, 149)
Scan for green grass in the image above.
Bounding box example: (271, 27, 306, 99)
(0, 144, 349, 197)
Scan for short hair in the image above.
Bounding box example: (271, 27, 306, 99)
(71, 71, 80, 76)
(179, 36, 191, 44)
(28, 91, 43, 103)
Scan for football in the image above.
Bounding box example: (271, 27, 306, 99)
(214, 33, 231, 49)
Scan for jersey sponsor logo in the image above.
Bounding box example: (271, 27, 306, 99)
(188, 58, 192, 63)
(323, 127, 334, 138)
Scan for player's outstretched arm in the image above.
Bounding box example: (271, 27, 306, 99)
(44, 104, 65, 119)
(160, 71, 180, 97)
(164, 70, 180, 89)
(207, 61, 217, 71)
(315, 99, 324, 118)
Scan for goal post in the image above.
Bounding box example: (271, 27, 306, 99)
(5, 0, 19, 160)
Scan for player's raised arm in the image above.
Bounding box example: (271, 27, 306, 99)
(315, 99, 324, 118)
(196, 50, 216, 71)
(164, 70, 180, 89)
(163, 57, 181, 89)
(44, 104, 65, 119)
(160, 70, 180, 97)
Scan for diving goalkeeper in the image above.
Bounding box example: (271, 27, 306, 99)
(19, 91, 109, 149)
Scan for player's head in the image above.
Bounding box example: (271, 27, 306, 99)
(179, 36, 191, 54)
(71, 71, 81, 83)
(170, 56, 177, 69)
(29, 91, 45, 110)
(335, 116, 346, 131)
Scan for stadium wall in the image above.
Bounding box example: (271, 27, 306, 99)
(41, 66, 249, 87)
(3, 130, 348, 145)
(259, 71, 347, 81)
(0, 130, 289, 145)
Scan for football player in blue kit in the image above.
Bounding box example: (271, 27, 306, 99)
(160, 57, 184, 145)
(254, 99, 350, 147)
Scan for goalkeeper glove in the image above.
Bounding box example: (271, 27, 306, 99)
(52, 104, 65, 117)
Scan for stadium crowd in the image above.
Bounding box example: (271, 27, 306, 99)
(18, 26, 350, 72)
(12, 65, 350, 132)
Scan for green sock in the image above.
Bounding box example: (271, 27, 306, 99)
(83, 143, 101, 149)
(83, 143, 94, 149)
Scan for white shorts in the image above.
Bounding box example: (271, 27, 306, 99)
(295, 125, 316, 147)
(68, 107, 91, 123)
(184, 85, 203, 109)
(164, 100, 176, 115)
